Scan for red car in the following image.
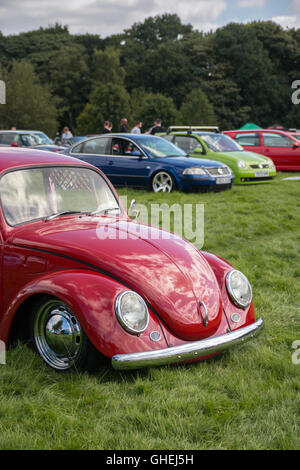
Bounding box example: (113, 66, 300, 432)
(0, 147, 263, 371)
(224, 129, 300, 170)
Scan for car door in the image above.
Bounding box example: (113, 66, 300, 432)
(173, 135, 205, 155)
(233, 132, 262, 155)
(105, 137, 151, 188)
(70, 137, 111, 174)
(261, 132, 300, 170)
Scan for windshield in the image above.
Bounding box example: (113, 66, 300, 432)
(0, 166, 120, 226)
(134, 135, 186, 158)
(291, 134, 300, 142)
(200, 133, 244, 152)
(21, 132, 53, 146)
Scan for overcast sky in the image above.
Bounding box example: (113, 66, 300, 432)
(0, 0, 299, 37)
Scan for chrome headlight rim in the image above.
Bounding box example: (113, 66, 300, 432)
(183, 167, 207, 176)
(115, 291, 149, 335)
(237, 160, 247, 169)
(226, 270, 252, 309)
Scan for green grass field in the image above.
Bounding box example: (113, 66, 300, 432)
(0, 173, 299, 450)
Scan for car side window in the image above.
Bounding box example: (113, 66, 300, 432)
(75, 137, 110, 155)
(262, 133, 294, 148)
(0, 133, 20, 145)
(174, 136, 203, 153)
(161, 135, 174, 143)
(234, 132, 260, 146)
(110, 138, 142, 157)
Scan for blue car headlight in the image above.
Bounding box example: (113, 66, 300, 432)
(183, 167, 207, 175)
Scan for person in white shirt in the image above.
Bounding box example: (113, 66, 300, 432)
(131, 121, 142, 134)
(61, 126, 73, 143)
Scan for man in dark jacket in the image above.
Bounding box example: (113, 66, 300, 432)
(150, 118, 166, 135)
(118, 118, 129, 133)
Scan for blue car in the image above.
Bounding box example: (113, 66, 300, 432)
(66, 134, 233, 192)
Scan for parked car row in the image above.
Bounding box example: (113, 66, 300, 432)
(1, 125, 300, 194)
(159, 127, 277, 185)
(65, 133, 234, 192)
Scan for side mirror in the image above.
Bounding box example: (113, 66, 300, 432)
(194, 147, 205, 155)
(293, 143, 299, 149)
(128, 199, 140, 220)
(11, 142, 18, 147)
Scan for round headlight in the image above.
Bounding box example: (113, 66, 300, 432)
(237, 160, 246, 169)
(226, 270, 252, 309)
(183, 167, 207, 175)
(115, 291, 149, 334)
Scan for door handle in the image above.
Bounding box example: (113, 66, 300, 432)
(108, 160, 114, 165)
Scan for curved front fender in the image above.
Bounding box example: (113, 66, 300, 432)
(1, 270, 168, 358)
(201, 251, 256, 329)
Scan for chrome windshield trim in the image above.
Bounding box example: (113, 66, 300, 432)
(112, 318, 264, 370)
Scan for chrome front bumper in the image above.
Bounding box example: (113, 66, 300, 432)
(112, 318, 264, 370)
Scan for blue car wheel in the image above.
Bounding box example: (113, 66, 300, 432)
(152, 171, 175, 192)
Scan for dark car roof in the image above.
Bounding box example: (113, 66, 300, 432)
(0, 147, 92, 173)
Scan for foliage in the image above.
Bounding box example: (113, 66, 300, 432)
(0, 59, 57, 135)
(179, 89, 218, 126)
(133, 92, 180, 131)
(0, 16, 300, 133)
(77, 83, 131, 133)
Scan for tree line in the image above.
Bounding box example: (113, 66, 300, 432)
(0, 14, 299, 137)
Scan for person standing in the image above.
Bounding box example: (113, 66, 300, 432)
(131, 121, 142, 134)
(118, 118, 129, 133)
(101, 121, 112, 133)
(150, 118, 166, 135)
(61, 126, 73, 143)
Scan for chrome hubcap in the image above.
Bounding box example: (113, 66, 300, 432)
(152, 172, 173, 192)
(34, 299, 83, 370)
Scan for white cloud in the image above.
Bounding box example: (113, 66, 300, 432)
(272, 15, 298, 29)
(237, 0, 267, 7)
(0, 0, 228, 37)
(272, 0, 300, 29)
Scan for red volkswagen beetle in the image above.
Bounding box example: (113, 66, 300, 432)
(0, 148, 263, 371)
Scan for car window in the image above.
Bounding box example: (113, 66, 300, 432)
(161, 135, 174, 143)
(75, 137, 110, 155)
(21, 134, 39, 146)
(262, 133, 294, 147)
(133, 135, 186, 158)
(0, 166, 120, 226)
(111, 138, 143, 157)
(199, 133, 244, 152)
(234, 132, 260, 146)
(174, 136, 203, 153)
(0, 133, 20, 145)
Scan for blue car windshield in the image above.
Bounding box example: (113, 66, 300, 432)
(134, 135, 186, 158)
(199, 134, 244, 152)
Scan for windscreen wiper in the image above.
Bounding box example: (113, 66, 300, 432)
(45, 210, 85, 222)
(88, 207, 120, 216)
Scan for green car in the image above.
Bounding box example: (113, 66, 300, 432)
(160, 127, 276, 184)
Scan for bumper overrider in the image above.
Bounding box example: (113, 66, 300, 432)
(112, 318, 264, 370)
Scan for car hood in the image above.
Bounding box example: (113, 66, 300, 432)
(11, 217, 223, 340)
(156, 155, 228, 169)
(210, 150, 269, 163)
